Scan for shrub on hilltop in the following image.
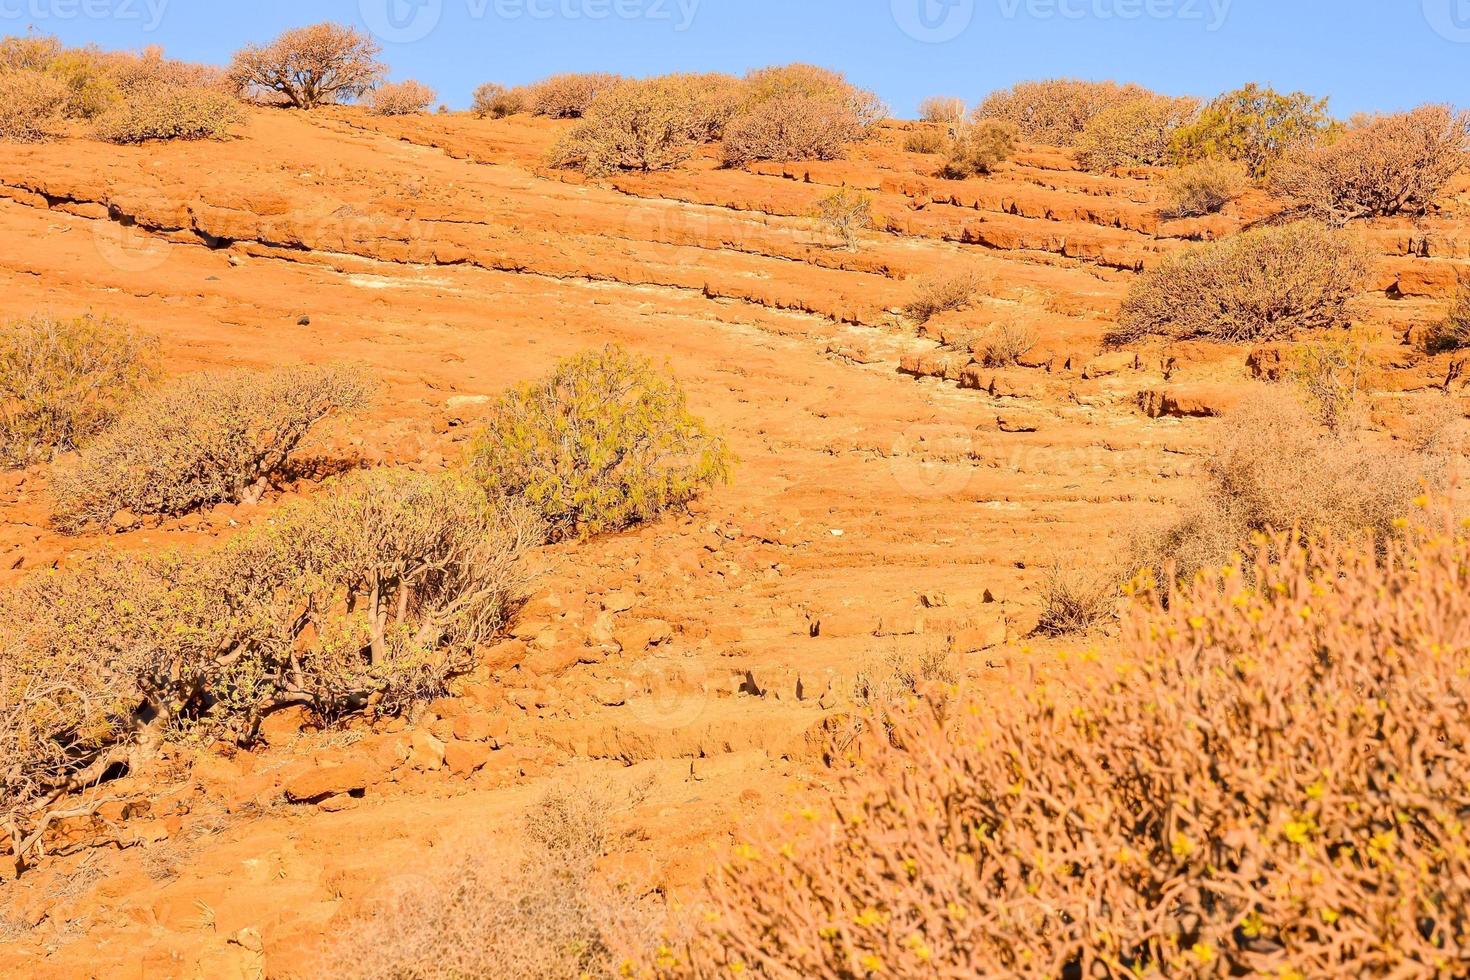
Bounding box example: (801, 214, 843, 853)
(918, 95, 965, 125)
(722, 63, 885, 166)
(1172, 82, 1334, 179)
(526, 71, 623, 119)
(976, 78, 1151, 146)
(939, 119, 1016, 178)
(366, 79, 436, 116)
(93, 81, 243, 142)
(467, 346, 731, 540)
(551, 74, 742, 176)
(227, 22, 386, 109)
(661, 511, 1470, 976)
(1271, 104, 1470, 222)
(471, 81, 524, 119)
(1113, 221, 1370, 344)
(50, 363, 376, 531)
(0, 68, 68, 142)
(0, 313, 158, 468)
(1076, 92, 1199, 170)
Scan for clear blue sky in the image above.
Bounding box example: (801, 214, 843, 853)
(8, 0, 1468, 117)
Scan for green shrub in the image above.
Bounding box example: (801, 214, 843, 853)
(0, 313, 158, 468)
(50, 363, 375, 531)
(1172, 83, 1334, 179)
(1076, 93, 1198, 170)
(1159, 158, 1248, 217)
(93, 83, 243, 142)
(1113, 221, 1370, 344)
(467, 347, 730, 539)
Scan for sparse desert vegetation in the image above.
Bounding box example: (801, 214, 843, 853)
(3, 21, 1470, 980)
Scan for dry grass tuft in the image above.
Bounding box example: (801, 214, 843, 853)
(903, 268, 989, 325)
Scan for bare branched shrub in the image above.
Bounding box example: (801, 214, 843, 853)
(50, 363, 375, 531)
(664, 516, 1470, 976)
(93, 82, 243, 142)
(1159, 158, 1248, 217)
(811, 187, 875, 251)
(1113, 221, 1370, 344)
(471, 81, 522, 118)
(1288, 335, 1367, 432)
(973, 317, 1038, 368)
(0, 313, 157, 468)
(852, 645, 957, 712)
(940, 119, 1016, 178)
(1131, 386, 1440, 585)
(1076, 93, 1199, 170)
(976, 78, 1151, 146)
(227, 22, 385, 109)
(2, 468, 536, 873)
(721, 64, 884, 166)
(1036, 560, 1120, 635)
(467, 346, 731, 540)
(1272, 104, 1470, 222)
(0, 68, 67, 142)
(526, 71, 622, 119)
(1423, 281, 1470, 354)
(365, 79, 435, 116)
(918, 95, 965, 125)
(550, 75, 739, 176)
(318, 783, 660, 980)
(903, 268, 988, 325)
(1172, 83, 1334, 180)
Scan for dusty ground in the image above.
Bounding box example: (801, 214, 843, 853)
(1, 106, 1467, 977)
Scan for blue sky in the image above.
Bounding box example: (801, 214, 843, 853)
(8, 0, 1469, 117)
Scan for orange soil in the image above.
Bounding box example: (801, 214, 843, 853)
(0, 106, 1466, 977)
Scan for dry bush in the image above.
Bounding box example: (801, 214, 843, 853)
(940, 119, 1016, 178)
(50, 363, 375, 531)
(0, 68, 68, 142)
(903, 268, 988, 325)
(665, 513, 1470, 977)
(918, 95, 965, 125)
(467, 346, 730, 540)
(973, 317, 1038, 367)
(1288, 334, 1367, 432)
(365, 79, 435, 116)
(1113, 221, 1370, 344)
(1423, 281, 1470, 354)
(1271, 104, 1470, 222)
(1131, 386, 1440, 586)
(550, 75, 735, 176)
(43, 47, 122, 120)
(1036, 560, 1120, 635)
(102, 45, 224, 97)
(318, 783, 660, 979)
(1159, 158, 1248, 217)
(902, 126, 948, 154)
(976, 78, 1151, 146)
(0, 33, 62, 71)
(721, 63, 884, 166)
(471, 81, 522, 118)
(1077, 93, 1199, 170)
(93, 83, 243, 142)
(811, 187, 875, 250)
(227, 22, 385, 109)
(1172, 83, 1334, 179)
(852, 645, 957, 713)
(2, 468, 535, 873)
(0, 313, 158, 468)
(526, 71, 622, 119)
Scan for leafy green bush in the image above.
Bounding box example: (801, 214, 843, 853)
(1114, 221, 1369, 343)
(1172, 83, 1334, 179)
(0, 313, 158, 468)
(51, 363, 375, 531)
(467, 347, 730, 539)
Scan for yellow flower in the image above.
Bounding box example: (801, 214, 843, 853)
(1171, 833, 1196, 859)
(1282, 820, 1313, 845)
(1191, 942, 1215, 965)
(1320, 908, 1340, 925)
(853, 908, 885, 928)
(904, 935, 933, 962)
(859, 952, 884, 973)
